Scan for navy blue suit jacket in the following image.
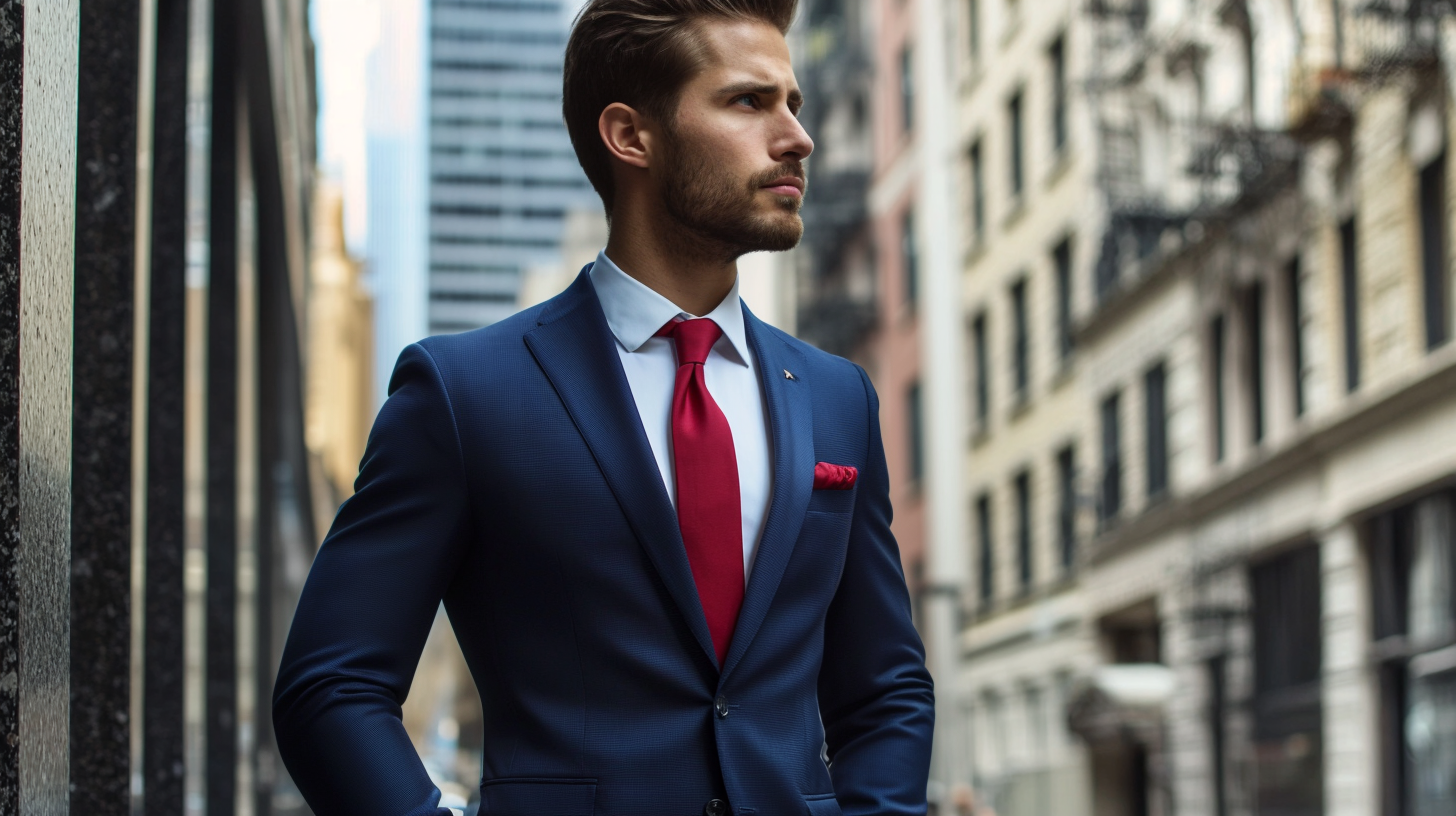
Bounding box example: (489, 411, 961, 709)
(273, 268, 934, 816)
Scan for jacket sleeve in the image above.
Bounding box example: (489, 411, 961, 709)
(273, 343, 472, 816)
(817, 364, 936, 815)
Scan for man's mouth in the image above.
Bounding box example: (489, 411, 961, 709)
(761, 176, 805, 197)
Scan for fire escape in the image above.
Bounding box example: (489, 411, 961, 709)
(792, 0, 877, 359)
(1084, 0, 1302, 311)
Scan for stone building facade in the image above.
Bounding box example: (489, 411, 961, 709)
(945, 0, 1103, 811)
(792, 0, 930, 585)
(946, 3, 1456, 816)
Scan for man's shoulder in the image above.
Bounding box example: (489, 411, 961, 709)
(752, 318, 867, 388)
(419, 301, 548, 350)
(417, 286, 582, 358)
(404, 302, 552, 389)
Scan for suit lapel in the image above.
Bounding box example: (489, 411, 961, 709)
(721, 306, 814, 680)
(524, 269, 719, 668)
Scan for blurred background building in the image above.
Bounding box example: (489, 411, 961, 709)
(424, 0, 598, 335)
(932, 3, 1456, 816)
(6, 0, 1456, 815)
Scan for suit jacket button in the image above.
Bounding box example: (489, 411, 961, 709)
(704, 799, 729, 816)
(714, 696, 729, 719)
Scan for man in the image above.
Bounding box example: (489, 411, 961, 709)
(272, 0, 934, 813)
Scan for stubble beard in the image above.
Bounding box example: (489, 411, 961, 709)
(656, 126, 806, 263)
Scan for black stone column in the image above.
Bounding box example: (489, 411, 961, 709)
(145, 0, 191, 812)
(0, 1, 24, 811)
(69, 2, 141, 814)
(239, 3, 319, 810)
(207, 1, 240, 814)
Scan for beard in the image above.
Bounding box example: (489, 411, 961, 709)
(655, 125, 806, 260)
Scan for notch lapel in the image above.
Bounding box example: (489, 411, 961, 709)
(524, 269, 719, 668)
(721, 307, 814, 680)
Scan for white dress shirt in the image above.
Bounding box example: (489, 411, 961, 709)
(590, 251, 773, 580)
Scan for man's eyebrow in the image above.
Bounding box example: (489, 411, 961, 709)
(718, 81, 779, 97)
(718, 81, 805, 108)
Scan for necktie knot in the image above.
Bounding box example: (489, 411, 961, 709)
(658, 318, 722, 367)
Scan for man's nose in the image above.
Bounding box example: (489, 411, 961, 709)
(775, 111, 814, 162)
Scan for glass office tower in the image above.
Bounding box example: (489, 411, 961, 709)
(426, 0, 598, 334)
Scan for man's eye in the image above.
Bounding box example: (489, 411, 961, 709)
(733, 94, 758, 108)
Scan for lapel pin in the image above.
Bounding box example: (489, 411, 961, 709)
(784, 369, 795, 380)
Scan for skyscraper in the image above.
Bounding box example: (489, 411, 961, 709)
(426, 0, 599, 334)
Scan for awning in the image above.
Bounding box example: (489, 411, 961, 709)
(1066, 664, 1177, 744)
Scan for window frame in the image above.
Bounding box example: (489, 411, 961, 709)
(1419, 152, 1449, 350)
(1015, 469, 1033, 592)
(1341, 217, 1361, 392)
(973, 311, 990, 429)
(1011, 277, 1030, 401)
(1099, 390, 1122, 526)
(977, 492, 995, 606)
(1008, 90, 1025, 199)
(1057, 445, 1076, 571)
(1144, 361, 1168, 500)
(1048, 35, 1067, 156)
(1054, 237, 1074, 361)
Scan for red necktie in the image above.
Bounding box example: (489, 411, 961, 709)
(658, 318, 743, 666)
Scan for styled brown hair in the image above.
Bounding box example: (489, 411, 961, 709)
(563, 0, 798, 212)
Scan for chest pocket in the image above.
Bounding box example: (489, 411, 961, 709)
(805, 484, 856, 516)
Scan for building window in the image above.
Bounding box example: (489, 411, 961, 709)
(1246, 281, 1265, 445)
(1370, 491, 1456, 816)
(907, 381, 924, 485)
(1251, 543, 1325, 816)
(901, 45, 914, 134)
(1341, 217, 1360, 392)
(984, 690, 1005, 760)
(903, 209, 918, 310)
(1057, 445, 1076, 570)
(1211, 314, 1227, 463)
(1015, 470, 1032, 592)
(1025, 684, 1047, 759)
(977, 492, 994, 605)
(1049, 35, 1067, 155)
(973, 312, 990, 429)
(1287, 257, 1306, 418)
(1145, 362, 1168, 500)
(1099, 391, 1122, 526)
(1209, 654, 1230, 816)
(1101, 600, 1162, 663)
(970, 140, 985, 243)
(1011, 278, 1029, 401)
(1008, 91, 1025, 199)
(1420, 153, 1449, 350)
(1054, 238, 1074, 361)
(967, 0, 980, 65)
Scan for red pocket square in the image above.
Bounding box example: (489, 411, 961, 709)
(813, 462, 858, 490)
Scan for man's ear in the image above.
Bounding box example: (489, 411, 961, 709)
(599, 102, 654, 170)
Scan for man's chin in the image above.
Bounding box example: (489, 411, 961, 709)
(742, 212, 802, 253)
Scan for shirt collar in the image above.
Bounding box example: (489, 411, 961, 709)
(590, 249, 751, 366)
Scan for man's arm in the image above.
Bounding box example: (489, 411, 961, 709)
(273, 342, 472, 816)
(817, 364, 936, 815)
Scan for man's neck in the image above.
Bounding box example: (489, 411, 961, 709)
(604, 208, 738, 317)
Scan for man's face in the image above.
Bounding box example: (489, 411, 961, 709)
(652, 18, 814, 257)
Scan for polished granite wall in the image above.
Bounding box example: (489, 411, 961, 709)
(1, 0, 319, 812)
(144, 0, 190, 811)
(0, 1, 24, 813)
(206, 0, 241, 809)
(16, 2, 81, 814)
(70, 1, 141, 813)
